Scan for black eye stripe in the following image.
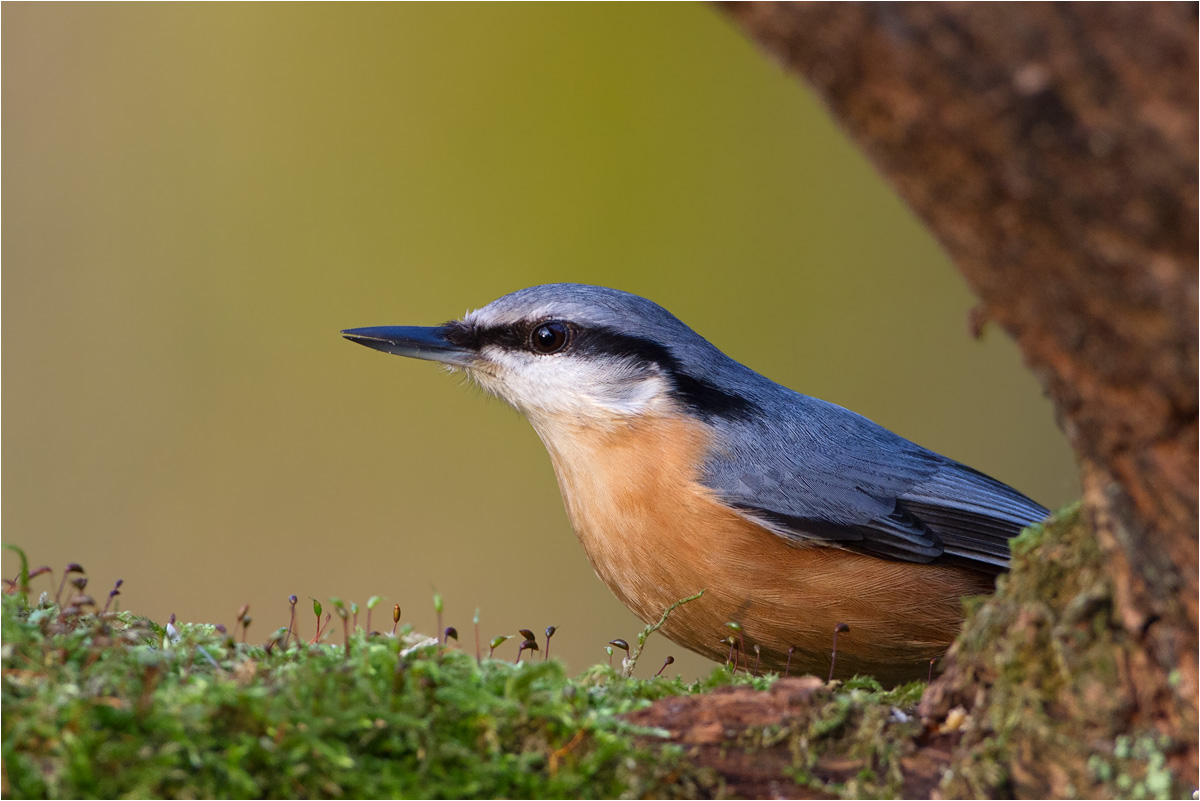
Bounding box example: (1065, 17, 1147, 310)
(443, 319, 570, 353)
(440, 319, 758, 421)
(570, 328, 674, 366)
(441, 320, 524, 351)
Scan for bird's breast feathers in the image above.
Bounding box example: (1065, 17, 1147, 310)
(528, 409, 993, 681)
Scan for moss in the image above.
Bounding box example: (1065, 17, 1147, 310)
(780, 677, 925, 799)
(1, 591, 719, 799)
(930, 503, 1188, 799)
(1, 569, 938, 799)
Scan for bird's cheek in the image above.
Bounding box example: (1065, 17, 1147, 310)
(466, 370, 547, 415)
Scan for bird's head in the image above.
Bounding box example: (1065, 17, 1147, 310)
(342, 284, 760, 432)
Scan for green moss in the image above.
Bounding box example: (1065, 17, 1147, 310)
(935, 503, 1188, 799)
(1, 575, 940, 799)
(1, 592, 718, 799)
(775, 677, 926, 799)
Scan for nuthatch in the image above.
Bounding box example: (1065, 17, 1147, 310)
(344, 284, 1048, 684)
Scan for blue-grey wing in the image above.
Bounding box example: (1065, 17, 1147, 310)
(702, 396, 1049, 572)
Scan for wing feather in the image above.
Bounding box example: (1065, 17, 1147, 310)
(703, 395, 1049, 573)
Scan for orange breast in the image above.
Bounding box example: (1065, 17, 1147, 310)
(534, 412, 995, 685)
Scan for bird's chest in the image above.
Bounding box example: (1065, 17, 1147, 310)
(531, 413, 739, 622)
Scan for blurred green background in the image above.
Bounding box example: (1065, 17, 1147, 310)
(3, 4, 1078, 679)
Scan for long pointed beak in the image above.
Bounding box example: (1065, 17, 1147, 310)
(341, 325, 475, 367)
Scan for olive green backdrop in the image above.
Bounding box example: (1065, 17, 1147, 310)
(3, 4, 1078, 679)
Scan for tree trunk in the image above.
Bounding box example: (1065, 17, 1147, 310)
(720, 1, 1198, 786)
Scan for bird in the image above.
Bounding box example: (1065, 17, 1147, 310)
(343, 284, 1048, 685)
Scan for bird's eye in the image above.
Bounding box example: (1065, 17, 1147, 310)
(530, 321, 569, 354)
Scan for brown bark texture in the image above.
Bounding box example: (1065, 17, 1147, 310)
(721, 0, 1198, 784)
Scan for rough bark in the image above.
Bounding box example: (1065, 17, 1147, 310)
(720, 0, 1198, 787)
